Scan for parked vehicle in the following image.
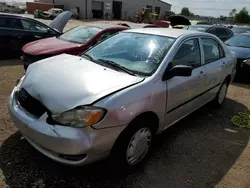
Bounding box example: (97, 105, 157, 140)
(231, 26, 250, 35)
(117, 22, 160, 28)
(0, 11, 72, 56)
(41, 8, 64, 20)
(167, 15, 191, 28)
(9, 29, 236, 168)
(225, 33, 250, 82)
(0, 3, 24, 13)
(184, 25, 234, 41)
(22, 24, 128, 70)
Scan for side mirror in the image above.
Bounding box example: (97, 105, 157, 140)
(162, 65, 193, 81)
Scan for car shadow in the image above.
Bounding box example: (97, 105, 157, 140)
(232, 82, 250, 89)
(0, 58, 22, 67)
(0, 98, 249, 188)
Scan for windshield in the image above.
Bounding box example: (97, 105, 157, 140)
(83, 32, 175, 76)
(231, 27, 250, 35)
(225, 35, 250, 48)
(59, 25, 102, 43)
(185, 25, 209, 32)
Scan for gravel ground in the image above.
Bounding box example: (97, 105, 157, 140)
(0, 59, 249, 188)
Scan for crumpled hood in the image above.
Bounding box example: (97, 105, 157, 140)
(22, 54, 144, 114)
(227, 46, 250, 59)
(22, 37, 82, 55)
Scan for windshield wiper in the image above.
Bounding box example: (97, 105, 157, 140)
(97, 59, 136, 76)
(82, 54, 96, 62)
(236, 45, 250, 48)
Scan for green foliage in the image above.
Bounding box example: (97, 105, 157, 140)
(229, 8, 237, 18)
(235, 7, 250, 23)
(181, 7, 190, 16)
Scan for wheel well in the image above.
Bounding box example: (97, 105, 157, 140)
(225, 75, 231, 85)
(111, 111, 159, 152)
(129, 112, 159, 134)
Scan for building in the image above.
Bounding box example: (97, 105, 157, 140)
(40, 0, 171, 19)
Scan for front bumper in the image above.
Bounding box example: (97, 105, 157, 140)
(8, 88, 125, 166)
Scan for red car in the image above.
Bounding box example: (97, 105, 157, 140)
(21, 23, 128, 70)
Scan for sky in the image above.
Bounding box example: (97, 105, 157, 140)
(165, 0, 250, 17)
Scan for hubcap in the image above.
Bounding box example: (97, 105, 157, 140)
(218, 83, 227, 104)
(126, 128, 152, 165)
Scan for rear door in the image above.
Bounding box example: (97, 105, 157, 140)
(165, 37, 207, 126)
(200, 37, 227, 99)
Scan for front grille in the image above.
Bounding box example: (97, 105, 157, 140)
(21, 53, 51, 70)
(22, 53, 43, 64)
(15, 88, 47, 118)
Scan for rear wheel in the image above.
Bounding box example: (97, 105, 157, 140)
(214, 81, 229, 106)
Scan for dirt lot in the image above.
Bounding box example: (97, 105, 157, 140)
(0, 15, 249, 188)
(0, 58, 249, 188)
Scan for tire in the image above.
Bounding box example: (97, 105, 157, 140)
(111, 121, 154, 170)
(213, 80, 229, 106)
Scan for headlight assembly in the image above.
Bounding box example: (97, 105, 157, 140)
(52, 106, 106, 128)
(243, 59, 250, 66)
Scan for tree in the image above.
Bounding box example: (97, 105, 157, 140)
(229, 8, 237, 17)
(235, 7, 250, 23)
(181, 7, 191, 16)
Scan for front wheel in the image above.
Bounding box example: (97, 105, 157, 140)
(214, 81, 229, 106)
(111, 123, 153, 169)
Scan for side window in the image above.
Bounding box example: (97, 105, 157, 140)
(208, 28, 217, 35)
(21, 20, 48, 33)
(172, 38, 201, 68)
(0, 17, 7, 27)
(3, 18, 23, 29)
(225, 28, 233, 37)
(216, 28, 227, 37)
(201, 38, 224, 64)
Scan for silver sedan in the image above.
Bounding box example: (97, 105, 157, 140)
(8, 28, 236, 168)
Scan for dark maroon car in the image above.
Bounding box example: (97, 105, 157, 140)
(21, 23, 128, 70)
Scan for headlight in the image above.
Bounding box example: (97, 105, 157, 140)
(52, 106, 106, 128)
(243, 59, 250, 66)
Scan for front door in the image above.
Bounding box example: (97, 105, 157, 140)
(164, 38, 207, 127)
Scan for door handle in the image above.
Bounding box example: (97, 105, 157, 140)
(222, 62, 226, 65)
(200, 71, 204, 74)
(34, 35, 41, 39)
(13, 35, 22, 39)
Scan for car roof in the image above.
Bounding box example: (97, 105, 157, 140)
(123, 28, 206, 38)
(88, 23, 127, 29)
(233, 26, 250, 29)
(240, 32, 250, 36)
(0, 13, 35, 21)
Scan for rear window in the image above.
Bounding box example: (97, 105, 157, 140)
(231, 27, 250, 35)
